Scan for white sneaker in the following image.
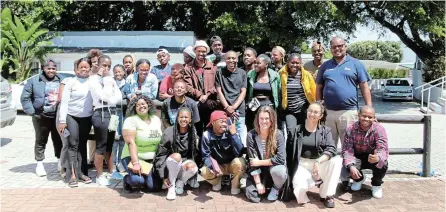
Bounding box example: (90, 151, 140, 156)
(212, 181, 222, 191)
(176, 180, 185, 194)
(351, 178, 365, 191)
(231, 187, 241, 195)
(372, 186, 383, 199)
(57, 159, 61, 171)
(96, 174, 111, 186)
(167, 186, 176, 200)
(36, 162, 47, 177)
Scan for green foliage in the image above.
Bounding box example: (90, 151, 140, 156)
(367, 68, 409, 79)
(1, 7, 56, 82)
(347, 41, 403, 63)
(423, 56, 446, 83)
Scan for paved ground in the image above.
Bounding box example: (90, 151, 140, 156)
(1, 95, 445, 211)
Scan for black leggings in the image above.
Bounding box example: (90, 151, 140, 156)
(91, 108, 116, 155)
(66, 115, 91, 179)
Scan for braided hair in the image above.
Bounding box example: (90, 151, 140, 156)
(171, 106, 199, 161)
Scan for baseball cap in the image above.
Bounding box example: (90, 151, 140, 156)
(156, 48, 170, 57)
(43, 59, 57, 68)
(206, 110, 227, 127)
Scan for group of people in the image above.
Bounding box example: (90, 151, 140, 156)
(21, 35, 389, 207)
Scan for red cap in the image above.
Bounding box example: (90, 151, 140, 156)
(206, 110, 227, 127)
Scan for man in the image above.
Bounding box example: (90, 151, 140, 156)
(206, 35, 226, 68)
(21, 59, 63, 177)
(200, 111, 246, 195)
(151, 48, 172, 82)
(87, 49, 103, 167)
(161, 80, 200, 128)
(183, 46, 196, 65)
(304, 40, 325, 79)
(242, 47, 257, 72)
(341, 106, 388, 199)
(316, 36, 372, 146)
(216, 51, 247, 146)
(183, 40, 220, 137)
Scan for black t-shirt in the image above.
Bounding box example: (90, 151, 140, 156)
(177, 132, 190, 159)
(215, 67, 247, 116)
(301, 128, 319, 159)
(162, 96, 200, 126)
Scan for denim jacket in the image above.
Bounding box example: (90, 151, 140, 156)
(124, 72, 158, 100)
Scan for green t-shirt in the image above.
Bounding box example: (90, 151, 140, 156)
(121, 115, 163, 160)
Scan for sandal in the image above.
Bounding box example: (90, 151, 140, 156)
(68, 178, 78, 188)
(323, 196, 335, 208)
(79, 175, 92, 184)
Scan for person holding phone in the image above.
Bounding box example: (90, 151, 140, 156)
(57, 57, 94, 187)
(200, 111, 246, 195)
(245, 106, 287, 202)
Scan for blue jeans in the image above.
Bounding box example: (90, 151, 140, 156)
(121, 157, 162, 191)
(236, 116, 247, 147)
(112, 141, 125, 165)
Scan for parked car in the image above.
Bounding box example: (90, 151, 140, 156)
(381, 78, 413, 101)
(11, 72, 75, 111)
(1, 76, 17, 128)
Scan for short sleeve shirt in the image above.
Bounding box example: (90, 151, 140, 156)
(121, 115, 163, 160)
(215, 67, 247, 116)
(303, 60, 319, 79)
(316, 55, 371, 110)
(151, 64, 172, 82)
(159, 76, 174, 96)
(162, 97, 200, 126)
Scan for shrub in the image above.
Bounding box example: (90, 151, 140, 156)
(347, 41, 403, 63)
(422, 56, 446, 82)
(367, 68, 409, 79)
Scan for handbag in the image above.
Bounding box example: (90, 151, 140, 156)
(248, 98, 261, 111)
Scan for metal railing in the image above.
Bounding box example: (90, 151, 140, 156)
(376, 114, 432, 177)
(414, 76, 446, 113)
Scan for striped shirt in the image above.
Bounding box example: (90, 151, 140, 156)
(286, 72, 308, 113)
(342, 121, 389, 169)
(261, 140, 266, 159)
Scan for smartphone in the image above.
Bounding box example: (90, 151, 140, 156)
(63, 128, 71, 138)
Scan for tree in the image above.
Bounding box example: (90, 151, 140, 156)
(333, 1, 445, 81)
(1, 8, 56, 82)
(347, 41, 403, 63)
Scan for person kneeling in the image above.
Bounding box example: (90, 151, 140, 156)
(287, 102, 342, 208)
(153, 107, 200, 200)
(341, 106, 388, 199)
(245, 106, 287, 203)
(200, 111, 246, 195)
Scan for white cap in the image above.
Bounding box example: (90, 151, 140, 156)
(156, 48, 169, 56)
(193, 40, 210, 54)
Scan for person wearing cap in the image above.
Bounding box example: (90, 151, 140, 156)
(206, 36, 226, 68)
(215, 51, 247, 146)
(183, 40, 220, 137)
(152, 48, 172, 82)
(21, 59, 64, 177)
(304, 41, 326, 79)
(270, 46, 286, 72)
(183, 46, 196, 65)
(200, 111, 246, 195)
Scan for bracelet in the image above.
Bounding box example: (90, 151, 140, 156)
(132, 161, 140, 165)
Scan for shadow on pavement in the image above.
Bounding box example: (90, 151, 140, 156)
(9, 162, 62, 181)
(1, 138, 12, 147)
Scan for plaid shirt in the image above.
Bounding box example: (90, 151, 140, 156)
(342, 121, 389, 169)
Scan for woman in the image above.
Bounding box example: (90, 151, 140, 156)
(159, 63, 184, 100)
(89, 55, 122, 186)
(110, 64, 127, 179)
(152, 107, 199, 200)
(245, 106, 287, 203)
(246, 54, 281, 131)
(270, 46, 286, 72)
(286, 102, 342, 208)
(121, 95, 163, 191)
(279, 53, 316, 136)
(124, 59, 158, 101)
(123, 55, 135, 77)
(57, 58, 94, 187)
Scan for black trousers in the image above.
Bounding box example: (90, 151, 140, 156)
(91, 108, 115, 155)
(344, 153, 388, 186)
(32, 115, 62, 161)
(283, 110, 306, 137)
(66, 115, 91, 178)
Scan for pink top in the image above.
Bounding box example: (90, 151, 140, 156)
(159, 76, 174, 96)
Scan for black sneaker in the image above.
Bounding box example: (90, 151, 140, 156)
(341, 181, 350, 191)
(123, 175, 133, 192)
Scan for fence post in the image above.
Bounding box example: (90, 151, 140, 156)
(422, 115, 432, 177)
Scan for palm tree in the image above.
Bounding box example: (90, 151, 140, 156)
(1, 8, 55, 82)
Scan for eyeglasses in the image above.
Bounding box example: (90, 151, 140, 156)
(306, 109, 322, 115)
(330, 44, 345, 49)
